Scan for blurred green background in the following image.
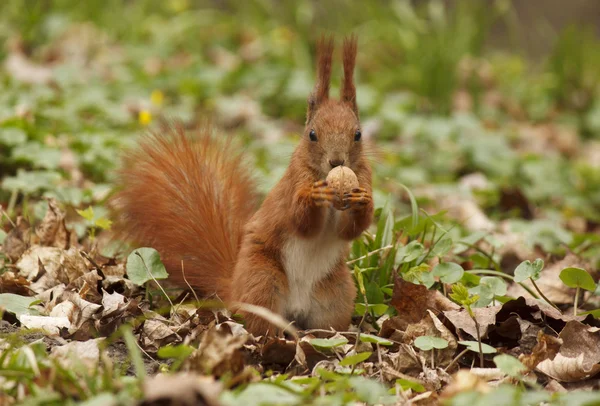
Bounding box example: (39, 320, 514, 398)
(0, 0, 599, 263)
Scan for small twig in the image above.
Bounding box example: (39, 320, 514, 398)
(445, 348, 470, 372)
(180, 260, 199, 303)
(0, 207, 16, 228)
(135, 337, 160, 366)
(79, 250, 102, 271)
(346, 244, 394, 265)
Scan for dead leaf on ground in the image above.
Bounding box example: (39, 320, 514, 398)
(444, 305, 501, 340)
(141, 318, 182, 353)
(19, 315, 70, 335)
(141, 373, 222, 406)
(35, 199, 71, 249)
(51, 338, 103, 369)
(519, 330, 562, 370)
(537, 321, 600, 382)
(186, 325, 248, 378)
(17, 246, 89, 293)
(1, 217, 31, 261)
(390, 277, 459, 330)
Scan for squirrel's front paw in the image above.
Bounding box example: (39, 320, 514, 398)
(341, 188, 371, 210)
(309, 180, 336, 208)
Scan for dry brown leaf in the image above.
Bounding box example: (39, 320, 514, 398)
(519, 331, 562, 370)
(141, 319, 181, 353)
(536, 321, 600, 382)
(537, 353, 600, 383)
(141, 373, 222, 406)
(391, 277, 459, 330)
(95, 296, 142, 336)
(19, 315, 70, 335)
(51, 338, 103, 369)
(186, 325, 247, 377)
(0, 271, 31, 295)
(444, 306, 501, 340)
(17, 246, 89, 294)
(35, 199, 70, 249)
(1, 217, 31, 261)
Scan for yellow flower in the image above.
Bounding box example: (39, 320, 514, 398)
(151, 90, 164, 106)
(139, 109, 152, 126)
(168, 0, 189, 13)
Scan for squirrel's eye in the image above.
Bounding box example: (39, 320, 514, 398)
(354, 129, 362, 142)
(309, 129, 317, 142)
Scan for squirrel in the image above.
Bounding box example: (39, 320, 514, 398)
(112, 36, 373, 335)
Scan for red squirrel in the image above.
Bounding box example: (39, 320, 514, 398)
(112, 36, 373, 335)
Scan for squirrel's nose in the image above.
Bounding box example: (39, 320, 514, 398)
(329, 158, 345, 168)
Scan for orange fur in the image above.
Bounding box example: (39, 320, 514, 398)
(111, 124, 258, 301)
(113, 36, 373, 336)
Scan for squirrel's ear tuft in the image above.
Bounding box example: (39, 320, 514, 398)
(307, 35, 334, 123)
(340, 35, 358, 116)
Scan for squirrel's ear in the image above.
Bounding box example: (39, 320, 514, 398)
(307, 35, 334, 123)
(340, 35, 358, 116)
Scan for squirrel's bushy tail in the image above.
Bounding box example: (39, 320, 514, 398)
(111, 123, 258, 301)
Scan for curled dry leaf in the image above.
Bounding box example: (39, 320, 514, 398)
(35, 199, 71, 249)
(142, 373, 222, 406)
(141, 319, 182, 353)
(444, 305, 501, 340)
(1, 217, 31, 261)
(186, 325, 248, 377)
(519, 330, 562, 370)
(19, 315, 70, 335)
(51, 338, 103, 370)
(95, 296, 142, 336)
(50, 291, 102, 335)
(390, 277, 459, 330)
(17, 246, 89, 293)
(536, 321, 600, 382)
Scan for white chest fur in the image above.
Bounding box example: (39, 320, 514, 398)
(281, 210, 347, 319)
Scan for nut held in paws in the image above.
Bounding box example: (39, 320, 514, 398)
(326, 166, 359, 198)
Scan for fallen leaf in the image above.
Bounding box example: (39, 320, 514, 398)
(391, 276, 459, 330)
(519, 331, 562, 370)
(142, 373, 222, 406)
(141, 318, 181, 353)
(19, 315, 70, 335)
(1, 217, 31, 261)
(444, 305, 501, 340)
(35, 199, 70, 249)
(186, 325, 247, 377)
(51, 338, 103, 369)
(536, 321, 600, 382)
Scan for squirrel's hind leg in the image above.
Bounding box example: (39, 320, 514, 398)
(307, 261, 357, 331)
(230, 256, 288, 336)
